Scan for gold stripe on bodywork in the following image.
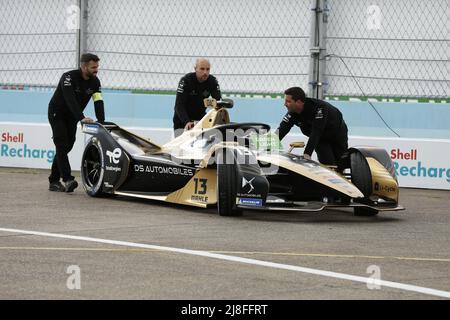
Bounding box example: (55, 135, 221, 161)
(160, 108, 231, 154)
(257, 154, 364, 198)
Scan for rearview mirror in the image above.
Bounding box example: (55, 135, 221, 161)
(217, 98, 234, 109)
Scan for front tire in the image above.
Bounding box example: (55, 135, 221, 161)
(350, 151, 372, 197)
(81, 138, 105, 197)
(216, 149, 243, 217)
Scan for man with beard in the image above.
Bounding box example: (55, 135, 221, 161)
(277, 87, 348, 165)
(48, 53, 105, 192)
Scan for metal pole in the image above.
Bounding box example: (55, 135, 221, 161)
(308, 0, 319, 98)
(77, 0, 88, 67)
(308, 0, 327, 99)
(317, 0, 328, 100)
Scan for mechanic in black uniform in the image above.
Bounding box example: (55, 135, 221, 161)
(48, 53, 105, 192)
(173, 58, 221, 137)
(276, 87, 348, 165)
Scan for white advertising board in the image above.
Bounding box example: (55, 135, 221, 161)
(0, 122, 84, 170)
(0, 123, 171, 170)
(350, 136, 450, 190)
(283, 134, 450, 190)
(1, 123, 449, 190)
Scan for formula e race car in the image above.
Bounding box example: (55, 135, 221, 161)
(81, 97, 404, 217)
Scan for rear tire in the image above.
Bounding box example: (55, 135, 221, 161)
(216, 150, 243, 217)
(350, 151, 378, 216)
(350, 151, 372, 197)
(81, 138, 105, 197)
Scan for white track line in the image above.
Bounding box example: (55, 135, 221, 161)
(1, 227, 449, 299)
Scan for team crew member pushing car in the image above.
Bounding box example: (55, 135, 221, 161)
(276, 87, 348, 165)
(173, 58, 221, 137)
(47, 53, 105, 192)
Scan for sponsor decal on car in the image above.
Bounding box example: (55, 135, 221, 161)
(105, 165, 121, 172)
(374, 182, 396, 193)
(241, 177, 255, 193)
(328, 178, 346, 184)
(103, 182, 114, 188)
(191, 178, 209, 203)
(134, 164, 194, 176)
(106, 148, 121, 164)
(300, 162, 320, 169)
(83, 124, 99, 134)
(237, 192, 262, 198)
(237, 198, 263, 207)
(191, 195, 209, 203)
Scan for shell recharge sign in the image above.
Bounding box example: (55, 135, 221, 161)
(0, 123, 84, 169)
(349, 137, 450, 190)
(391, 146, 450, 189)
(1, 129, 54, 166)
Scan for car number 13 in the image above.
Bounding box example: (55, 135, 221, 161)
(194, 178, 207, 195)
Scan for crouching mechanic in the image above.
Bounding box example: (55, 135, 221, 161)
(48, 53, 105, 192)
(276, 87, 348, 166)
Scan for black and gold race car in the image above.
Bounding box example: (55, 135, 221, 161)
(81, 98, 404, 217)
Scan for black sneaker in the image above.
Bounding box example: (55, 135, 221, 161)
(65, 180, 78, 193)
(49, 181, 65, 192)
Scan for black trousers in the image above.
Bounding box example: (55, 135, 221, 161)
(48, 111, 78, 183)
(315, 124, 348, 166)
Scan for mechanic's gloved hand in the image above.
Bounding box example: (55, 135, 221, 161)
(184, 121, 195, 130)
(303, 153, 311, 160)
(81, 117, 95, 124)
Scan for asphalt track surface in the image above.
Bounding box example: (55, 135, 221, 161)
(0, 167, 449, 300)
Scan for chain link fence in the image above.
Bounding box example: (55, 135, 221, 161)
(86, 0, 312, 93)
(0, 0, 78, 88)
(0, 0, 448, 98)
(324, 0, 449, 99)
